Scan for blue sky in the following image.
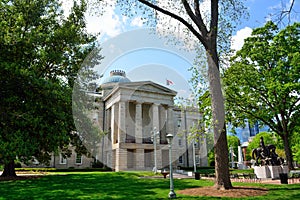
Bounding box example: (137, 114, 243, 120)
(64, 0, 299, 99)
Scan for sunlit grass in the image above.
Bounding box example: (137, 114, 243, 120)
(0, 172, 299, 199)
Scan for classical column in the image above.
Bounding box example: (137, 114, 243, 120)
(136, 149, 145, 170)
(167, 107, 174, 134)
(152, 103, 160, 132)
(115, 148, 127, 171)
(118, 101, 126, 143)
(199, 136, 208, 166)
(156, 149, 163, 169)
(135, 102, 143, 143)
(110, 104, 116, 144)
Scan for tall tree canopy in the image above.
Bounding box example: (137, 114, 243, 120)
(223, 21, 300, 169)
(0, 0, 98, 176)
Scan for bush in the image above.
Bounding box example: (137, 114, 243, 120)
(92, 160, 104, 168)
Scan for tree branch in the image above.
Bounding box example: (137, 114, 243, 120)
(181, 0, 208, 38)
(229, 97, 280, 135)
(137, 0, 208, 48)
(194, 0, 201, 18)
(280, 0, 295, 24)
(210, 0, 218, 38)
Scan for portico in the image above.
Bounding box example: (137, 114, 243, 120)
(100, 81, 176, 171)
(94, 70, 208, 171)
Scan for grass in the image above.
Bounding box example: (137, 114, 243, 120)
(0, 171, 299, 199)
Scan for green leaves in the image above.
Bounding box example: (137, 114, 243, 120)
(0, 0, 98, 166)
(224, 21, 300, 133)
(223, 21, 300, 168)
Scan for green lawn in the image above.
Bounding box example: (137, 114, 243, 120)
(0, 172, 299, 199)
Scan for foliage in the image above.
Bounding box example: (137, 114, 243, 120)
(227, 135, 240, 159)
(291, 127, 300, 163)
(223, 21, 300, 169)
(0, 0, 98, 173)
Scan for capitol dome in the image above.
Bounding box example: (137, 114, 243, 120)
(101, 70, 131, 84)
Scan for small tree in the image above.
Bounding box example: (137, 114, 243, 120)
(227, 135, 240, 159)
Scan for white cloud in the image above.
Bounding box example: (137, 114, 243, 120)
(85, 2, 123, 38)
(231, 27, 252, 52)
(60, 0, 73, 18)
(61, 0, 123, 38)
(122, 16, 128, 24)
(130, 17, 145, 27)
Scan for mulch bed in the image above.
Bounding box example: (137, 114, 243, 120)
(178, 186, 269, 198)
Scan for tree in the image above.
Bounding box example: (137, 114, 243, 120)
(0, 0, 98, 177)
(223, 21, 300, 169)
(95, 0, 247, 189)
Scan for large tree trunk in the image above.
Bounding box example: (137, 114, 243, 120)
(207, 51, 232, 189)
(282, 134, 294, 170)
(1, 160, 17, 177)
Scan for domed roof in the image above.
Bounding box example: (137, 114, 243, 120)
(101, 70, 131, 84)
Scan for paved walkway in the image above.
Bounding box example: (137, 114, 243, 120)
(169, 173, 300, 184)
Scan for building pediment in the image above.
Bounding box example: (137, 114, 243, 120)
(101, 81, 178, 108)
(120, 81, 177, 96)
(103, 81, 177, 102)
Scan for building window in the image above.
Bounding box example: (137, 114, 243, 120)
(177, 119, 181, 127)
(179, 156, 183, 164)
(196, 155, 200, 164)
(76, 154, 82, 164)
(178, 138, 182, 146)
(60, 154, 67, 164)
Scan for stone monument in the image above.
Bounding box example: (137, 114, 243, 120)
(237, 143, 247, 169)
(252, 137, 288, 179)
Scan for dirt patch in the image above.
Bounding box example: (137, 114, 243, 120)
(178, 186, 268, 198)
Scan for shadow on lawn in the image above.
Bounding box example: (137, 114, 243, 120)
(264, 183, 300, 199)
(2, 173, 299, 200)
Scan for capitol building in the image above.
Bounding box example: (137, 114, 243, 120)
(48, 70, 208, 171)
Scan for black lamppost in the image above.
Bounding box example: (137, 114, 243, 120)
(166, 133, 176, 198)
(192, 139, 197, 173)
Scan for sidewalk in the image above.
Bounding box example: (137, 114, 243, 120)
(167, 172, 300, 184)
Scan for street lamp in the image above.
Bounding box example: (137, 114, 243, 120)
(151, 127, 159, 173)
(166, 133, 176, 199)
(192, 139, 197, 173)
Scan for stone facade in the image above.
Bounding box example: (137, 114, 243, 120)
(35, 70, 208, 170)
(91, 70, 208, 171)
(23, 146, 94, 169)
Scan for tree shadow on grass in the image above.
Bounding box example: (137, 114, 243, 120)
(264, 183, 300, 199)
(1, 173, 299, 200)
